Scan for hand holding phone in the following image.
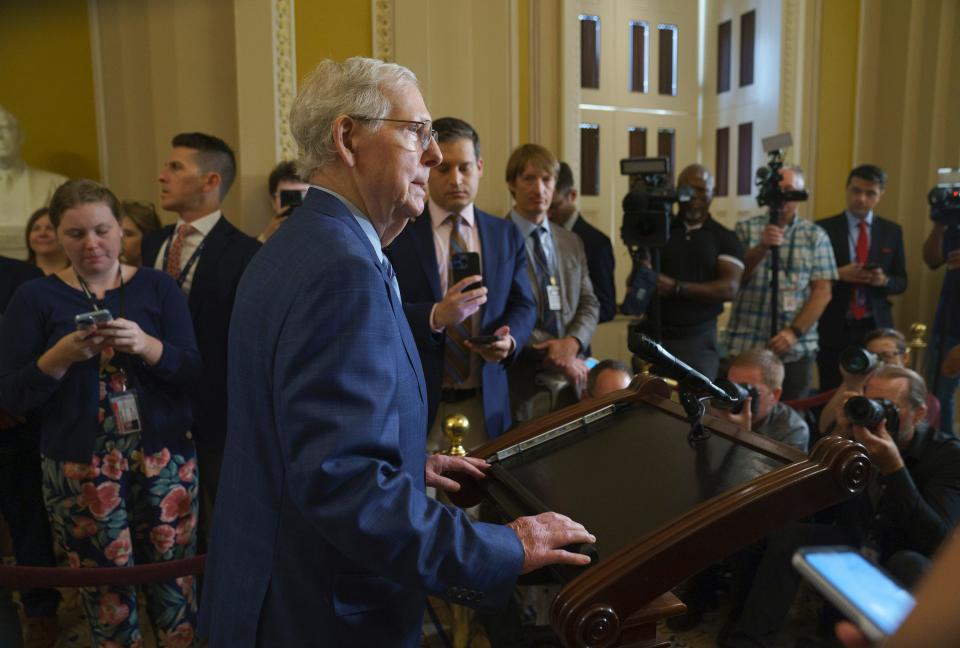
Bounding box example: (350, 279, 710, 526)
(466, 335, 501, 346)
(793, 546, 915, 642)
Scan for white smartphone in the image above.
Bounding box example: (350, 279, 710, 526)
(792, 546, 916, 643)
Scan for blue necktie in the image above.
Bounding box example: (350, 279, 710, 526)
(531, 227, 559, 337)
(381, 255, 400, 301)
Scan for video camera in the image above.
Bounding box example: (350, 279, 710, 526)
(928, 168, 960, 225)
(754, 133, 809, 213)
(619, 157, 692, 248)
(844, 396, 900, 435)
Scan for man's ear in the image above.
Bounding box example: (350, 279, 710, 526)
(912, 403, 927, 429)
(476, 157, 485, 176)
(202, 171, 222, 197)
(332, 115, 358, 167)
(771, 386, 783, 403)
(507, 180, 516, 198)
(568, 187, 578, 203)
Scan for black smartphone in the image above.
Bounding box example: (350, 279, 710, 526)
(793, 546, 915, 642)
(451, 252, 482, 292)
(862, 262, 880, 271)
(467, 335, 502, 346)
(279, 189, 304, 210)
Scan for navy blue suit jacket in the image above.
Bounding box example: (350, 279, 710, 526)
(0, 256, 41, 314)
(386, 206, 536, 438)
(571, 214, 617, 323)
(142, 216, 260, 493)
(817, 212, 907, 349)
(198, 189, 523, 647)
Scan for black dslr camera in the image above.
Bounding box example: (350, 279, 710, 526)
(844, 396, 900, 435)
(713, 380, 761, 418)
(839, 347, 879, 375)
(929, 168, 960, 225)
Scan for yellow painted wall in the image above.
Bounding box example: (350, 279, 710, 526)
(295, 0, 372, 80)
(813, 0, 860, 218)
(0, 1, 99, 180)
(518, 0, 530, 144)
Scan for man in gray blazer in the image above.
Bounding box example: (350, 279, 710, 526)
(505, 144, 600, 420)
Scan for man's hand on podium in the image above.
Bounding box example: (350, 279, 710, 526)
(507, 512, 596, 574)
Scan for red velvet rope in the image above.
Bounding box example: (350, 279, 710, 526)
(0, 555, 205, 588)
(783, 388, 837, 411)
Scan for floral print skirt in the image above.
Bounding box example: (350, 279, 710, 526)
(41, 423, 199, 648)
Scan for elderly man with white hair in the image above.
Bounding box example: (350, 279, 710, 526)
(0, 106, 66, 259)
(198, 57, 595, 647)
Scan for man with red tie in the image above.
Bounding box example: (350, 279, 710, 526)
(816, 165, 907, 391)
(141, 133, 260, 541)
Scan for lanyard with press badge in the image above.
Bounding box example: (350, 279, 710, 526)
(76, 268, 143, 435)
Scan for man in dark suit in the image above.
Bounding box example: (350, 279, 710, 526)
(549, 161, 617, 323)
(817, 165, 906, 390)
(141, 132, 260, 536)
(198, 56, 593, 647)
(0, 256, 41, 314)
(506, 144, 600, 420)
(387, 117, 535, 449)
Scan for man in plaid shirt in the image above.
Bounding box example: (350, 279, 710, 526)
(722, 167, 837, 400)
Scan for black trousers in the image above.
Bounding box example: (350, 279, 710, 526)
(0, 428, 60, 618)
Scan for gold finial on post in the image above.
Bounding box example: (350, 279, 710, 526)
(908, 323, 928, 374)
(442, 414, 469, 457)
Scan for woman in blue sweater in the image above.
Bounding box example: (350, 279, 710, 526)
(0, 179, 202, 647)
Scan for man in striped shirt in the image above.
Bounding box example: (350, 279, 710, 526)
(721, 166, 837, 400)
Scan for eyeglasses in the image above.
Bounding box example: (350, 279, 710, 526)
(876, 350, 904, 363)
(351, 116, 438, 151)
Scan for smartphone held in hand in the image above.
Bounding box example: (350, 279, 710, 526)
(74, 309, 113, 330)
(793, 546, 915, 642)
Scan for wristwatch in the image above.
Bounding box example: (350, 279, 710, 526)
(674, 282, 687, 297)
(788, 324, 804, 338)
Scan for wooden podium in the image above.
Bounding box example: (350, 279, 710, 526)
(449, 376, 869, 648)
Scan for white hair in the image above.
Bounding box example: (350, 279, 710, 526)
(290, 57, 419, 178)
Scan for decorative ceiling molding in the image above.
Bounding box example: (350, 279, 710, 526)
(373, 0, 395, 62)
(274, 0, 297, 161)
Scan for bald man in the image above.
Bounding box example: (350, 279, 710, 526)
(642, 164, 745, 379)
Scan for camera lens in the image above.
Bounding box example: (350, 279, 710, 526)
(839, 347, 878, 374)
(844, 396, 885, 428)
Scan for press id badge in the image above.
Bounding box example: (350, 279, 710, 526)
(546, 278, 562, 312)
(109, 390, 143, 435)
(779, 281, 799, 313)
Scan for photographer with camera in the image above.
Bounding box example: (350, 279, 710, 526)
(257, 160, 309, 243)
(922, 174, 960, 434)
(816, 165, 907, 391)
(642, 163, 744, 380)
(712, 348, 809, 481)
(818, 328, 912, 437)
(723, 166, 837, 400)
(723, 365, 960, 648)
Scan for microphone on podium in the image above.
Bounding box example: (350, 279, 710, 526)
(631, 335, 739, 405)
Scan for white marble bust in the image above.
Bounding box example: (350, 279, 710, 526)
(0, 105, 67, 260)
